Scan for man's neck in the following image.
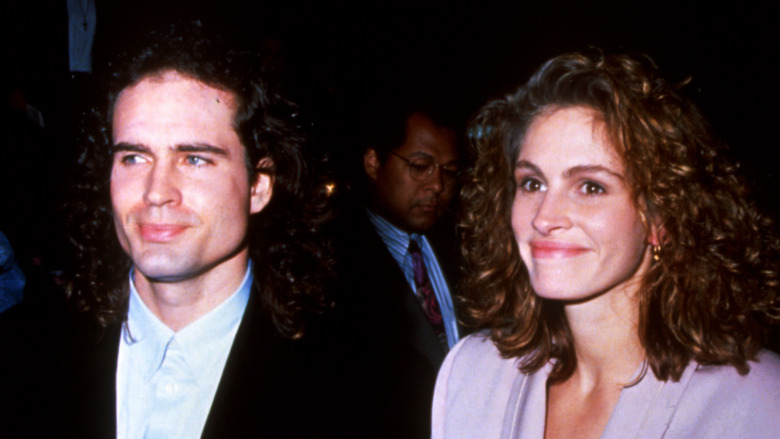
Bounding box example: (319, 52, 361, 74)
(132, 253, 250, 332)
(366, 208, 419, 237)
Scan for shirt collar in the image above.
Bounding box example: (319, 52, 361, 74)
(123, 262, 253, 383)
(367, 208, 426, 260)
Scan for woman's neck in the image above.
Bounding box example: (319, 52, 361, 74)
(565, 282, 646, 390)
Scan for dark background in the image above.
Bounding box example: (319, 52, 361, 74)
(3, 1, 778, 265)
(5, 0, 778, 200)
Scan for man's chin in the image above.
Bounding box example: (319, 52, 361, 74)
(404, 214, 439, 234)
(131, 254, 199, 283)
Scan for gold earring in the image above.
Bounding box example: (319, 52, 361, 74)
(652, 245, 661, 261)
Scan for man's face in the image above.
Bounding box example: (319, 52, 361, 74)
(365, 113, 458, 233)
(110, 71, 271, 284)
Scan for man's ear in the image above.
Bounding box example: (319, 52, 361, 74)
(250, 157, 274, 214)
(364, 148, 381, 182)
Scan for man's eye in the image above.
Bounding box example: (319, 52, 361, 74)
(185, 155, 212, 166)
(580, 181, 606, 195)
(441, 167, 460, 178)
(119, 154, 146, 165)
(519, 177, 545, 192)
(410, 161, 432, 174)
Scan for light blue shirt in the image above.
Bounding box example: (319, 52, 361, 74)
(116, 264, 252, 439)
(367, 210, 460, 348)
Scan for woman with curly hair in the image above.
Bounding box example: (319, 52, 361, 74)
(433, 51, 780, 438)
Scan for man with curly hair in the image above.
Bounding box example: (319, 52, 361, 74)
(1, 20, 341, 438)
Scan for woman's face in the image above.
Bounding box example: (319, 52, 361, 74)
(511, 106, 652, 302)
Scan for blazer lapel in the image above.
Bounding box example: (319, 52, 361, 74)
(398, 281, 447, 367)
(201, 289, 338, 438)
(502, 362, 552, 439)
(201, 291, 283, 437)
(602, 362, 697, 439)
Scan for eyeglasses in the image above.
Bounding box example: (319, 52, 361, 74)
(389, 151, 460, 185)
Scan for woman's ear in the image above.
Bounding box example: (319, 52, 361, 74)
(648, 222, 665, 246)
(250, 157, 274, 214)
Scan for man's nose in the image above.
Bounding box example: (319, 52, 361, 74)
(424, 165, 445, 193)
(143, 162, 181, 206)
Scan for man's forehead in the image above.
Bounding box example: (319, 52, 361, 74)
(112, 72, 240, 134)
(115, 70, 239, 114)
(398, 112, 458, 161)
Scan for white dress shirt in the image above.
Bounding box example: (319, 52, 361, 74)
(116, 264, 252, 439)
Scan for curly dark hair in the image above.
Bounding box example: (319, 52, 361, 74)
(461, 51, 780, 382)
(65, 20, 334, 338)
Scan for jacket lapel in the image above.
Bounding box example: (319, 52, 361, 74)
(201, 289, 339, 438)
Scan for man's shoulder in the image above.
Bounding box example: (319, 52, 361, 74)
(333, 206, 385, 244)
(0, 299, 121, 437)
(333, 208, 400, 271)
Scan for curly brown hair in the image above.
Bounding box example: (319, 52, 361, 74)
(460, 51, 780, 382)
(65, 20, 334, 339)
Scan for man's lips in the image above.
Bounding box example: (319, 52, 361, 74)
(414, 201, 439, 213)
(530, 241, 589, 259)
(138, 224, 189, 242)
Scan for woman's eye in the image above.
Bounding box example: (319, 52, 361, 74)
(519, 177, 546, 192)
(580, 181, 606, 195)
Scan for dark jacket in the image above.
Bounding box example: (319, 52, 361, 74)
(329, 207, 465, 439)
(0, 289, 356, 438)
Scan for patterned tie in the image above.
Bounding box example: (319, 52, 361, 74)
(408, 238, 447, 349)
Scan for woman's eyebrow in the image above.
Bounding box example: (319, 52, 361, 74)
(514, 160, 542, 174)
(564, 164, 625, 181)
(515, 160, 625, 181)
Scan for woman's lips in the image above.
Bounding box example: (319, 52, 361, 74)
(530, 241, 589, 259)
(139, 224, 189, 242)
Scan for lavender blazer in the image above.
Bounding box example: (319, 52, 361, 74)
(433, 333, 780, 439)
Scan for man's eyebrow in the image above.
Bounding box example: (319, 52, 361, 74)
(175, 143, 229, 156)
(112, 143, 230, 157)
(406, 151, 435, 159)
(112, 142, 149, 154)
(406, 151, 460, 164)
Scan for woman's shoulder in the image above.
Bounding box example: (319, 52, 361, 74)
(439, 331, 521, 384)
(432, 331, 529, 439)
(667, 350, 780, 438)
(691, 350, 780, 397)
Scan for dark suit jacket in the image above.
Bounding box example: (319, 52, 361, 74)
(1, 289, 353, 438)
(330, 207, 464, 439)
